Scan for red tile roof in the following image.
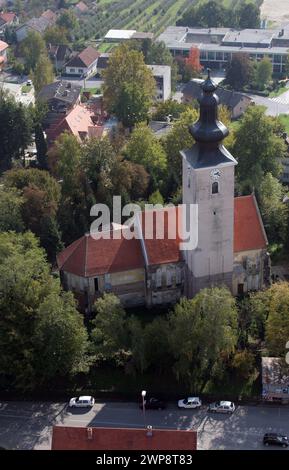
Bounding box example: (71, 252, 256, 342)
(234, 194, 267, 252)
(75, 1, 89, 12)
(0, 40, 8, 53)
(138, 206, 183, 266)
(41, 9, 57, 23)
(66, 46, 100, 68)
(0, 12, 16, 24)
(57, 227, 144, 277)
(57, 195, 267, 277)
(51, 426, 197, 450)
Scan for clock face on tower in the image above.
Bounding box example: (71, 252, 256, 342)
(210, 169, 221, 180)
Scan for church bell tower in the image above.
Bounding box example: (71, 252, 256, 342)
(180, 70, 237, 297)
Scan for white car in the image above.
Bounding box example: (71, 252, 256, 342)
(26, 80, 32, 86)
(208, 401, 235, 414)
(69, 396, 95, 408)
(178, 397, 202, 409)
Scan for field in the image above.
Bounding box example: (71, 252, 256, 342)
(261, 0, 289, 27)
(77, 0, 260, 43)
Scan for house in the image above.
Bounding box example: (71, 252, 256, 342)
(48, 44, 73, 72)
(41, 9, 57, 24)
(57, 73, 270, 312)
(38, 80, 81, 128)
(148, 64, 171, 102)
(45, 104, 102, 145)
(65, 46, 100, 77)
(262, 357, 289, 404)
(16, 16, 52, 42)
(74, 1, 89, 16)
(183, 79, 252, 119)
(0, 39, 8, 69)
(51, 426, 197, 450)
(0, 12, 18, 36)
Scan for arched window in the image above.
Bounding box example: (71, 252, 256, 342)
(212, 181, 219, 194)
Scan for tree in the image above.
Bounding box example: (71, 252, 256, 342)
(177, 1, 227, 28)
(90, 294, 128, 363)
(103, 44, 155, 128)
(0, 91, 33, 173)
(233, 106, 286, 192)
(237, 3, 260, 29)
(257, 173, 289, 243)
(57, 10, 78, 31)
(152, 100, 189, 121)
(111, 157, 149, 203)
(125, 123, 167, 186)
(168, 288, 238, 390)
(44, 26, 69, 46)
(265, 283, 289, 356)
(225, 53, 254, 90)
(0, 232, 89, 390)
(20, 31, 46, 72)
(32, 54, 55, 94)
(141, 40, 178, 91)
(143, 316, 171, 374)
(255, 58, 272, 90)
(54, 132, 82, 196)
(162, 108, 198, 187)
(0, 187, 24, 232)
(33, 291, 89, 384)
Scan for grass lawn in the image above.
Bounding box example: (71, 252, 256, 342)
(278, 114, 289, 134)
(82, 87, 101, 95)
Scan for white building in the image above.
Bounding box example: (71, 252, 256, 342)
(148, 64, 171, 102)
(65, 46, 100, 77)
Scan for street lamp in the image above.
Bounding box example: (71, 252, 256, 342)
(141, 390, 146, 428)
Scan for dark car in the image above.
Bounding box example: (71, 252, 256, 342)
(263, 433, 288, 448)
(139, 397, 166, 410)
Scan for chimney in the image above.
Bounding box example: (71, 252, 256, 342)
(87, 427, 93, 440)
(146, 425, 153, 437)
(279, 29, 284, 37)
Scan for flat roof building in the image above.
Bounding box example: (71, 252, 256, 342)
(157, 25, 289, 74)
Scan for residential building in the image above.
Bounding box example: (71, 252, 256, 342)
(45, 104, 102, 146)
(158, 25, 289, 74)
(48, 44, 73, 72)
(183, 79, 252, 119)
(57, 73, 270, 312)
(65, 46, 100, 77)
(74, 1, 89, 16)
(0, 39, 8, 69)
(0, 12, 18, 37)
(148, 64, 171, 102)
(262, 357, 289, 404)
(16, 15, 53, 42)
(51, 426, 197, 450)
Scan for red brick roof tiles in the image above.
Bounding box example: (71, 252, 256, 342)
(51, 426, 197, 450)
(234, 194, 267, 252)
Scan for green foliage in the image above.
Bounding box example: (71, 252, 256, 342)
(225, 52, 254, 90)
(168, 288, 238, 390)
(32, 54, 55, 95)
(103, 44, 155, 128)
(20, 31, 46, 72)
(0, 187, 24, 232)
(57, 10, 78, 32)
(231, 350, 256, 380)
(255, 58, 273, 91)
(152, 99, 189, 122)
(233, 106, 286, 193)
(257, 173, 289, 244)
(148, 190, 164, 205)
(125, 123, 167, 186)
(91, 294, 129, 363)
(265, 283, 289, 356)
(0, 91, 33, 174)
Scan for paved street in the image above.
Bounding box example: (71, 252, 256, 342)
(0, 401, 288, 450)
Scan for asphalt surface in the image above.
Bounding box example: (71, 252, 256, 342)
(0, 401, 288, 450)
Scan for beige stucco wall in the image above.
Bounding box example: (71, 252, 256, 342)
(233, 248, 266, 294)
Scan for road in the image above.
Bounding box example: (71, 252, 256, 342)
(0, 400, 288, 450)
(248, 93, 289, 117)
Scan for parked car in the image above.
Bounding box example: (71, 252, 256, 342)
(208, 401, 235, 414)
(263, 433, 288, 448)
(139, 397, 166, 410)
(178, 397, 202, 409)
(69, 396, 95, 408)
(26, 80, 32, 86)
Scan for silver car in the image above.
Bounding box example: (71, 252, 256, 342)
(208, 401, 235, 414)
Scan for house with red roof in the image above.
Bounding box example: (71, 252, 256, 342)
(0, 39, 8, 69)
(51, 426, 197, 451)
(74, 1, 89, 16)
(57, 72, 270, 312)
(65, 46, 100, 78)
(0, 12, 18, 37)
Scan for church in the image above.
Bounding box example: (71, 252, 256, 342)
(57, 72, 270, 313)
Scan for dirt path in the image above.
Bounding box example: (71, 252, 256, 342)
(261, 0, 289, 26)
